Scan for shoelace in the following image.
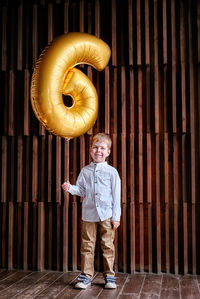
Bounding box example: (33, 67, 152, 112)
(105, 276, 116, 283)
(78, 274, 91, 284)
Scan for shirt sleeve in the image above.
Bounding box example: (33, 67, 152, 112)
(68, 169, 86, 197)
(111, 169, 121, 221)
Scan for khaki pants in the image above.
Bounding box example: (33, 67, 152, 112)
(81, 218, 115, 278)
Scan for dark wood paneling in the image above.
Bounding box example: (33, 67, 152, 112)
(0, 0, 200, 275)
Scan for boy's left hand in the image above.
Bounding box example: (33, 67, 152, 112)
(112, 220, 120, 230)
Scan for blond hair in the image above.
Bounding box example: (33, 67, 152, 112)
(91, 133, 112, 149)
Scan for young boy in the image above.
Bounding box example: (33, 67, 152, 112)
(62, 133, 121, 289)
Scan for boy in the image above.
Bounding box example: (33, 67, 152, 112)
(62, 133, 121, 289)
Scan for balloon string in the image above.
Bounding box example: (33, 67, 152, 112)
(64, 138, 70, 201)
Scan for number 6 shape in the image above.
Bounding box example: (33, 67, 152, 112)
(30, 32, 111, 139)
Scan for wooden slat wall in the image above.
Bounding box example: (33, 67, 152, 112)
(0, 0, 200, 275)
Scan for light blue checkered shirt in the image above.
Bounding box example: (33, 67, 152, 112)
(68, 161, 121, 222)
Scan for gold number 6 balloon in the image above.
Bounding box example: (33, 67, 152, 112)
(30, 32, 111, 139)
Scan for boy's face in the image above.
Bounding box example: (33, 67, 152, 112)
(90, 141, 110, 163)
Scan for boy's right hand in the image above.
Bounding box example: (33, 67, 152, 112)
(62, 182, 70, 193)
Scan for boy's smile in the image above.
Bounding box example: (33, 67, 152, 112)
(90, 141, 110, 163)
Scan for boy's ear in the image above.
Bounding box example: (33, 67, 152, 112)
(106, 149, 111, 157)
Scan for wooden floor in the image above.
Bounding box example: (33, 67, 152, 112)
(0, 269, 200, 298)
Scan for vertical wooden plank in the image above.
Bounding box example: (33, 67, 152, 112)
(48, 135, 52, 203)
(121, 68, 126, 246)
(121, 67, 126, 135)
(63, 139, 69, 272)
(80, 135, 85, 169)
(139, 203, 144, 272)
(154, 0, 159, 66)
(129, 202, 135, 273)
(189, 63, 197, 274)
(156, 134, 161, 272)
(154, 66, 160, 133)
(198, 2, 200, 62)
(171, 0, 177, 65)
(183, 202, 188, 274)
(24, 70, 30, 136)
(57, 204, 61, 270)
(180, 0, 187, 65)
(56, 136, 61, 204)
(8, 202, 14, 270)
(138, 65, 144, 272)
(111, 67, 118, 135)
(138, 68, 143, 133)
(87, 67, 94, 136)
(138, 133, 144, 272)
(182, 134, 188, 273)
(163, 66, 168, 133)
(121, 133, 127, 272)
(17, 136, 23, 203)
(79, 0, 84, 32)
(47, 203, 52, 270)
(24, 137, 30, 202)
(32, 203, 37, 270)
(180, 0, 188, 131)
(9, 138, 15, 202)
(38, 202, 45, 271)
(32, 4, 38, 65)
(181, 65, 187, 133)
(174, 203, 178, 274)
(112, 134, 118, 272)
(128, 0, 133, 65)
(164, 133, 170, 273)
(172, 65, 177, 133)
(23, 202, 29, 270)
(8, 71, 15, 136)
(147, 134, 152, 204)
(145, 0, 150, 65)
(111, 0, 117, 66)
(33, 3, 45, 135)
(147, 133, 152, 272)
(16, 203, 22, 269)
(171, 0, 177, 134)
(17, 2, 23, 70)
(129, 133, 135, 272)
(173, 135, 179, 274)
(137, 0, 141, 65)
(1, 204, 7, 268)
(163, 0, 167, 65)
(87, 1, 92, 34)
(192, 204, 196, 274)
(64, 0, 69, 33)
(111, 66, 118, 271)
(95, 0, 100, 37)
(72, 139, 77, 271)
(189, 72, 197, 205)
(105, 67, 110, 134)
(1, 137, 7, 203)
(48, 3, 53, 43)
(32, 136, 38, 202)
(2, 6, 7, 71)
(39, 136, 45, 202)
(129, 68, 134, 133)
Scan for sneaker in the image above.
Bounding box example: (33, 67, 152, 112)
(105, 276, 117, 289)
(75, 274, 91, 289)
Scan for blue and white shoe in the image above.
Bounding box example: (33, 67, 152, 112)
(105, 276, 117, 289)
(75, 274, 91, 289)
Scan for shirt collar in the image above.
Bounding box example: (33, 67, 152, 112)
(91, 161, 108, 169)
